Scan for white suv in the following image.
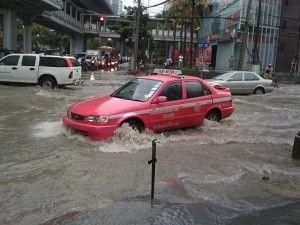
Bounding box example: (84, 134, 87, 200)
(0, 54, 82, 88)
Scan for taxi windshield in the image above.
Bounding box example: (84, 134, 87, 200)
(111, 78, 162, 102)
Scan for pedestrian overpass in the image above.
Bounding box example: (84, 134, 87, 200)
(1, 0, 197, 55)
(0, 0, 116, 54)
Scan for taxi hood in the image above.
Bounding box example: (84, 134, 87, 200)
(70, 96, 144, 116)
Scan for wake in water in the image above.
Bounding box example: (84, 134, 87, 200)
(34, 116, 296, 153)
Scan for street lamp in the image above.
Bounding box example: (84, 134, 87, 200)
(125, 38, 129, 60)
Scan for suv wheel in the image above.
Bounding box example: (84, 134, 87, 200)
(40, 77, 57, 89)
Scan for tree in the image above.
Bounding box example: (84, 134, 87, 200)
(86, 37, 101, 49)
(168, 0, 209, 67)
(106, 6, 152, 61)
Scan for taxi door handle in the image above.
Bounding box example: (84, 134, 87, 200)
(30, 68, 35, 71)
(12, 67, 18, 70)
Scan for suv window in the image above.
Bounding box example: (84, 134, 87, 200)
(160, 82, 182, 101)
(0, 55, 20, 66)
(22, 56, 36, 66)
(230, 72, 243, 81)
(244, 72, 259, 81)
(40, 57, 68, 67)
(185, 81, 209, 98)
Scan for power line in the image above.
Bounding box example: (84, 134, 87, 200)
(145, 0, 170, 9)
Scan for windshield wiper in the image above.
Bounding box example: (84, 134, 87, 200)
(111, 95, 144, 102)
(131, 99, 144, 102)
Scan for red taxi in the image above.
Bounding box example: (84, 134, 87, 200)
(63, 74, 234, 140)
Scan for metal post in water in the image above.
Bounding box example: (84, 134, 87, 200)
(148, 139, 158, 204)
(292, 132, 300, 159)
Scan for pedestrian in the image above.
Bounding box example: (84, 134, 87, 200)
(78, 56, 82, 64)
(178, 54, 183, 68)
(264, 64, 279, 88)
(290, 58, 296, 74)
(229, 55, 235, 70)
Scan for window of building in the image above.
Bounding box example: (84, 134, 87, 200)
(160, 82, 182, 101)
(280, 41, 285, 51)
(77, 11, 81, 21)
(72, 7, 76, 18)
(284, 0, 289, 6)
(66, 2, 70, 15)
(21, 56, 36, 66)
(282, 20, 287, 29)
(185, 81, 209, 98)
(0, 55, 19, 66)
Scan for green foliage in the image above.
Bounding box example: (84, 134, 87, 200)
(106, 6, 152, 60)
(86, 37, 101, 49)
(31, 23, 70, 52)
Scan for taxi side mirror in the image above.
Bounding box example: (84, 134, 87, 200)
(154, 96, 167, 104)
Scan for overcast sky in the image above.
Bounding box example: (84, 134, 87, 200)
(122, 0, 165, 16)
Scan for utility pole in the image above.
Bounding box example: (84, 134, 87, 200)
(134, 0, 141, 69)
(252, 0, 262, 65)
(172, 19, 177, 62)
(238, 0, 253, 70)
(189, 0, 195, 67)
(295, 21, 300, 77)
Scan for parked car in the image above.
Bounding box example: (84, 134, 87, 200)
(208, 71, 273, 95)
(0, 54, 82, 88)
(63, 74, 234, 140)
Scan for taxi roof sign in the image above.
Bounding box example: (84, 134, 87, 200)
(152, 69, 183, 75)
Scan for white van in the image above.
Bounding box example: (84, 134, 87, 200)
(0, 54, 82, 88)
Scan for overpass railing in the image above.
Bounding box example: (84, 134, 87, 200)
(151, 29, 197, 43)
(42, 0, 63, 9)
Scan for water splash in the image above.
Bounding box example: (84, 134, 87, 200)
(32, 121, 63, 138)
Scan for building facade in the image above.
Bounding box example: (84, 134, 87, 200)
(199, 0, 282, 73)
(276, 0, 300, 73)
(110, 0, 123, 16)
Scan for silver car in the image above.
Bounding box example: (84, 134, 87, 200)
(208, 71, 273, 95)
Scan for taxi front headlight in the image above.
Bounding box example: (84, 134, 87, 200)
(85, 115, 109, 124)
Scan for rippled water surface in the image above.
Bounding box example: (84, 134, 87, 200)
(0, 74, 299, 225)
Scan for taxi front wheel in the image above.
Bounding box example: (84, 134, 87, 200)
(123, 120, 144, 133)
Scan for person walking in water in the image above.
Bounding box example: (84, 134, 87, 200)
(229, 55, 235, 70)
(290, 58, 296, 74)
(178, 54, 183, 68)
(264, 64, 279, 88)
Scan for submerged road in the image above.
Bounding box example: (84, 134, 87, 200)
(0, 72, 299, 225)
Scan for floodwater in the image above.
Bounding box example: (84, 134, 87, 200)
(0, 73, 299, 225)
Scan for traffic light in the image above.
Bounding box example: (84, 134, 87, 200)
(99, 16, 104, 25)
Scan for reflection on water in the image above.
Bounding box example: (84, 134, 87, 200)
(0, 80, 299, 225)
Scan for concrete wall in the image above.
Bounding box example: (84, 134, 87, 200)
(215, 41, 235, 72)
(276, 0, 300, 72)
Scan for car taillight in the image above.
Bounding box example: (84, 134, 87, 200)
(66, 58, 72, 67)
